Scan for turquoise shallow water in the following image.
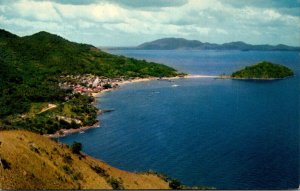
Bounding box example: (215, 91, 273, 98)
(60, 50, 300, 189)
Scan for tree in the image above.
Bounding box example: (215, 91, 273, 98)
(169, 179, 181, 189)
(71, 142, 82, 154)
(0, 157, 11, 169)
(108, 177, 124, 189)
(103, 83, 112, 89)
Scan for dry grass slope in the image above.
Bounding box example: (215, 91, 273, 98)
(0, 130, 169, 189)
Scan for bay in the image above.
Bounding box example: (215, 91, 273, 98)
(60, 50, 299, 189)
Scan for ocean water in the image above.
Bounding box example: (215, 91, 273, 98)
(59, 50, 300, 189)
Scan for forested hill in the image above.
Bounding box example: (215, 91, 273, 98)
(0, 29, 178, 77)
(231, 61, 294, 79)
(0, 29, 178, 133)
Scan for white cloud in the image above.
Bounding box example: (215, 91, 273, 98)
(263, 9, 281, 20)
(77, 20, 96, 29)
(55, 3, 126, 23)
(216, 29, 228, 35)
(12, 0, 61, 22)
(0, 0, 299, 46)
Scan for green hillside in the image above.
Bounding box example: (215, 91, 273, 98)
(231, 61, 294, 79)
(0, 29, 179, 133)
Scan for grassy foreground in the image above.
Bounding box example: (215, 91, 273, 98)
(0, 130, 170, 189)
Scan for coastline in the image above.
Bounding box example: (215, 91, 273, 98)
(44, 74, 217, 138)
(44, 122, 100, 138)
(91, 74, 221, 98)
(216, 75, 292, 80)
(90, 75, 213, 98)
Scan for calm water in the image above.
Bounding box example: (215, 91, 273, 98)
(60, 50, 300, 189)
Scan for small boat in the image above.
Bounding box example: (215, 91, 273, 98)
(152, 91, 160, 94)
(79, 131, 85, 134)
(157, 78, 174, 82)
(171, 84, 179, 87)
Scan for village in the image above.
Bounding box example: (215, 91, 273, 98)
(58, 74, 178, 97)
(58, 74, 133, 96)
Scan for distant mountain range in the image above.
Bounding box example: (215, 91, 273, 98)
(110, 38, 300, 51)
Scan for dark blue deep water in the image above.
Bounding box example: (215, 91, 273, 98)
(60, 50, 300, 189)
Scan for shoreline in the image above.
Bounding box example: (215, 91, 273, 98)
(45, 73, 291, 138)
(44, 74, 218, 138)
(44, 122, 100, 138)
(216, 75, 292, 80)
(91, 74, 219, 98)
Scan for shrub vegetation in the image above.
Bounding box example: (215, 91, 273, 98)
(71, 142, 82, 154)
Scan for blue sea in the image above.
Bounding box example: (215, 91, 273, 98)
(59, 50, 300, 189)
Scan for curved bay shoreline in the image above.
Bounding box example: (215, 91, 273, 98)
(44, 74, 217, 138)
(44, 73, 292, 138)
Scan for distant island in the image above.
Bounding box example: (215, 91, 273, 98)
(230, 61, 294, 80)
(110, 38, 300, 51)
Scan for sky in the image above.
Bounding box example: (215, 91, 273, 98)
(0, 0, 299, 47)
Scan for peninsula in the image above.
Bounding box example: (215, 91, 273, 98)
(0, 29, 182, 135)
(0, 29, 190, 189)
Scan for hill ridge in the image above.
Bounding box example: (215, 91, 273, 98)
(0, 29, 178, 134)
(231, 61, 294, 79)
(137, 37, 300, 51)
(0, 130, 170, 189)
(0, 29, 19, 39)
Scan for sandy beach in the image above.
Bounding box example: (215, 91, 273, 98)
(186, 74, 219, 78)
(90, 75, 218, 97)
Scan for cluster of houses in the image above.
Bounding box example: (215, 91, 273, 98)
(58, 74, 129, 95)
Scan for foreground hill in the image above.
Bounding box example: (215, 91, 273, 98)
(0, 130, 170, 189)
(136, 38, 300, 51)
(231, 61, 294, 79)
(0, 29, 178, 78)
(0, 29, 180, 133)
